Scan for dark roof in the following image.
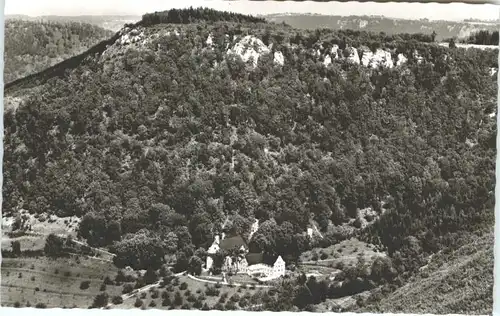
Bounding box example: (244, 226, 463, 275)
(245, 252, 264, 265)
(219, 235, 247, 251)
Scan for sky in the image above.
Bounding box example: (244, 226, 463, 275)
(4, 0, 500, 22)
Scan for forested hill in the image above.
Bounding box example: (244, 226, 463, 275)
(5, 14, 142, 32)
(4, 19, 114, 83)
(264, 14, 500, 42)
(3, 8, 496, 312)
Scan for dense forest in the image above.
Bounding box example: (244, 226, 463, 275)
(3, 8, 496, 313)
(4, 19, 113, 83)
(462, 30, 499, 45)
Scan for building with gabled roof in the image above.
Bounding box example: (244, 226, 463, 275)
(206, 233, 286, 281)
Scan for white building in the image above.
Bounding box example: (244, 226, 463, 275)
(246, 255, 286, 281)
(205, 235, 221, 271)
(206, 233, 286, 281)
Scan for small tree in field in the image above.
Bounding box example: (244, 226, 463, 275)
(80, 280, 91, 290)
(44, 234, 64, 258)
(92, 292, 109, 308)
(11, 241, 21, 256)
(134, 298, 144, 308)
(112, 296, 124, 305)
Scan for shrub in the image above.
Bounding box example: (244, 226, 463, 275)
(112, 296, 124, 305)
(149, 300, 157, 307)
(122, 283, 134, 294)
(187, 294, 197, 302)
(100, 283, 107, 291)
(134, 298, 144, 308)
(172, 277, 180, 286)
(64, 271, 71, 277)
(162, 296, 171, 306)
(18, 272, 22, 278)
(14, 301, 21, 308)
(239, 297, 248, 308)
(213, 302, 224, 310)
(92, 292, 109, 308)
(174, 291, 183, 306)
(35, 303, 47, 308)
(320, 252, 329, 260)
(230, 293, 240, 302)
(80, 281, 91, 290)
(193, 300, 203, 309)
(225, 300, 237, 310)
(31, 276, 35, 281)
(205, 286, 220, 296)
(135, 279, 145, 289)
(104, 276, 114, 285)
(151, 290, 159, 299)
(140, 292, 147, 299)
(356, 297, 365, 307)
(180, 282, 188, 290)
(202, 303, 210, 310)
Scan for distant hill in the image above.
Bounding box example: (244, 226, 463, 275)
(5, 15, 142, 32)
(4, 19, 114, 83)
(263, 14, 500, 42)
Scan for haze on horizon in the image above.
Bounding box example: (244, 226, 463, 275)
(4, 0, 500, 22)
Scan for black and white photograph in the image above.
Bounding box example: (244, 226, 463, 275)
(1, 0, 498, 314)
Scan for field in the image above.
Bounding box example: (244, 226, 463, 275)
(1, 255, 121, 308)
(109, 274, 265, 310)
(2, 234, 46, 252)
(2, 211, 80, 252)
(300, 238, 386, 266)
